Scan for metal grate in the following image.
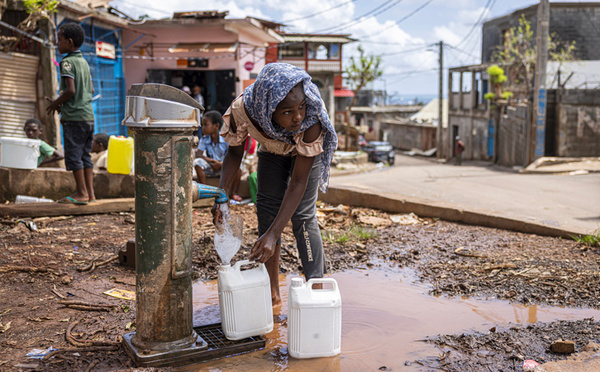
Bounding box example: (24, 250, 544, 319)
(194, 323, 266, 351)
(123, 323, 266, 368)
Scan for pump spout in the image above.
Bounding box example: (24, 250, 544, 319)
(192, 181, 229, 204)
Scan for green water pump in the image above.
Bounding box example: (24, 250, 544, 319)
(121, 84, 228, 366)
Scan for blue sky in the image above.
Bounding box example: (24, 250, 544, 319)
(109, 0, 596, 99)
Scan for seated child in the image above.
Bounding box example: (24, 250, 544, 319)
(91, 133, 109, 171)
(194, 111, 242, 201)
(23, 118, 64, 167)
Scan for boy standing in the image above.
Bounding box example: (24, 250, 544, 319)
(23, 118, 64, 167)
(46, 23, 95, 205)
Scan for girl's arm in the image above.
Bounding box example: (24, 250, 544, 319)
(249, 122, 322, 263)
(212, 114, 245, 223)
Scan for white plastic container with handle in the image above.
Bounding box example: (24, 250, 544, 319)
(218, 259, 273, 340)
(288, 277, 342, 358)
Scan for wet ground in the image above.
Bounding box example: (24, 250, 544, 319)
(0, 203, 598, 371)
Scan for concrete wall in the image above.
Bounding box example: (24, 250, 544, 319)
(446, 114, 489, 161)
(0, 167, 250, 203)
(482, 4, 600, 63)
(0, 168, 134, 202)
(497, 104, 529, 167)
(382, 123, 436, 151)
(556, 90, 600, 157)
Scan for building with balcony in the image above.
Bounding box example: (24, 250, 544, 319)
(267, 33, 356, 123)
(445, 2, 600, 166)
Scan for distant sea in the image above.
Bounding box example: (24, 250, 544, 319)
(388, 93, 440, 105)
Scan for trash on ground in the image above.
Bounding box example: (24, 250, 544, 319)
(523, 359, 540, 371)
(25, 347, 58, 359)
(103, 288, 135, 300)
(390, 213, 421, 225)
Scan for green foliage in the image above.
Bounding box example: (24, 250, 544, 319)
(23, 0, 58, 15)
(487, 65, 507, 84)
(322, 225, 378, 244)
(501, 91, 513, 100)
(572, 229, 600, 247)
(344, 45, 383, 109)
(491, 14, 576, 98)
(484, 92, 496, 101)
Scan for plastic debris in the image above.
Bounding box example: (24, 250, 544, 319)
(390, 213, 421, 225)
(104, 288, 135, 300)
(26, 347, 58, 359)
(523, 359, 540, 371)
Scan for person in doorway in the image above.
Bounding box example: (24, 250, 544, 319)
(213, 63, 338, 305)
(23, 118, 64, 167)
(91, 133, 109, 171)
(192, 84, 204, 107)
(182, 86, 192, 95)
(46, 22, 95, 205)
(455, 136, 465, 166)
(194, 111, 242, 201)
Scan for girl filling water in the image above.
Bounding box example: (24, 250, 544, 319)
(213, 63, 338, 305)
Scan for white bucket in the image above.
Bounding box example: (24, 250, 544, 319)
(288, 277, 342, 359)
(0, 137, 40, 169)
(218, 260, 273, 340)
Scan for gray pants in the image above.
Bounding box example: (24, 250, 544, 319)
(256, 151, 325, 280)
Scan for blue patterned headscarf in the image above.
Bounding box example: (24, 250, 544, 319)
(243, 63, 338, 193)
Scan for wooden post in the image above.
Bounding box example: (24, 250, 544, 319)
(437, 41, 443, 158)
(530, 0, 550, 162)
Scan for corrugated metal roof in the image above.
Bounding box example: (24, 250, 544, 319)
(0, 52, 38, 139)
(282, 35, 355, 43)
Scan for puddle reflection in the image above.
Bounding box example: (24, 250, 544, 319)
(181, 266, 600, 371)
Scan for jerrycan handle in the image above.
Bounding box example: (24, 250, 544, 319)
(306, 278, 338, 292)
(232, 259, 256, 271)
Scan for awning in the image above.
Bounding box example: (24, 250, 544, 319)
(168, 42, 238, 53)
(334, 89, 354, 97)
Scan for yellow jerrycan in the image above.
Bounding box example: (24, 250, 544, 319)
(107, 135, 134, 174)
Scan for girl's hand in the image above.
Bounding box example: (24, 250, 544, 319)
(211, 203, 223, 226)
(250, 231, 278, 263)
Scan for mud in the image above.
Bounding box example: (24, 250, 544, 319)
(0, 203, 598, 371)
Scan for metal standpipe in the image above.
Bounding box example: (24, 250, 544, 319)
(121, 84, 209, 365)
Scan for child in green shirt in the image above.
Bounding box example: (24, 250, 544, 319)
(46, 22, 95, 205)
(23, 118, 64, 167)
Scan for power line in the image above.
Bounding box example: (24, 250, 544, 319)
(355, 0, 435, 40)
(446, 43, 479, 61)
(307, 0, 404, 34)
(455, 0, 496, 49)
(281, 0, 358, 24)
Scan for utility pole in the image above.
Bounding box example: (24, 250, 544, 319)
(530, 0, 549, 162)
(437, 40, 443, 158)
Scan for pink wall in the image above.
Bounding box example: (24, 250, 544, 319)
(122, 22, 270, 95)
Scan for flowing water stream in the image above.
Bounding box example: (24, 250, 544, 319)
(182, 264, 600, 371)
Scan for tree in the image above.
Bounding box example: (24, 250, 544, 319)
(343, 45, 383, 150)
(491, 14, 575, 102)
(1, 0, 57, 52)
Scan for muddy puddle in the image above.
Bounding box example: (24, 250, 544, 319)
(182, 263, 600, 371)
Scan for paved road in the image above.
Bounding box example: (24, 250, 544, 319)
(330, 154, 600, 236)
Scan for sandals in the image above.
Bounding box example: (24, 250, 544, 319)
(58, 196, 88, 205)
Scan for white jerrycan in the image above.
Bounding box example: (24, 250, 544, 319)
(218, 260, 273, 340)
(288, 277, 342, 358)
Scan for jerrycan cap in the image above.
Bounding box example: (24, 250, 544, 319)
(219, 264, 232, 271)
(290, 278, 304, 287)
